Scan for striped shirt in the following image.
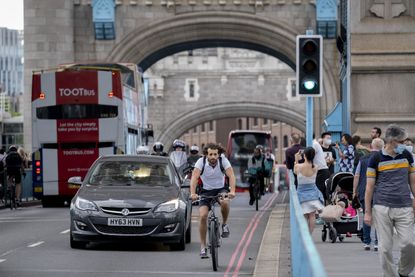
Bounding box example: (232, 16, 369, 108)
(367, 149, 415, 208)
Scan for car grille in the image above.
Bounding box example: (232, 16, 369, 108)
(93, 224, 157, 235)
(100, 207, 152, 216)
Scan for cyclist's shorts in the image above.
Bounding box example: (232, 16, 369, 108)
(7, 170, 21, 184)
(200, 187, 228, 210)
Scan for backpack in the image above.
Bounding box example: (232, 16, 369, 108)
(5, 152, 22, 169)
(199, 156, 229, 190)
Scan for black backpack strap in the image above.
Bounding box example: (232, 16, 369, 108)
(219, 156, 226, 175)
(200, 156, 207, 176)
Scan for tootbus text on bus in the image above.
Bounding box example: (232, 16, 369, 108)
(226, 130, 273, 190)
(31, 63, 148, 207)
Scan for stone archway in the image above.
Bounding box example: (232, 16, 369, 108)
(155, 101, 305, 149)
(107, 11, 338, 137)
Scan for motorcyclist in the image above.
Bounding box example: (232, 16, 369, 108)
(151, 142, 168, 156)
(187, 145, 202, 167)
(136, 145, 150, 155)
(169, 139, 188, 170)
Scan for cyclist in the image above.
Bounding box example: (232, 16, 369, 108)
(151, 142, 168, 156)
(4, 145, 24, 205)
(247, 145, 272, 205)
(187, 145, 201, 167)
(190, 143, 236, 259)
(169, 139, 187, 170)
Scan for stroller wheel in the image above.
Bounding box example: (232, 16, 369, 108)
(321, 230, 327, 242)
(329, 227, 337, 243)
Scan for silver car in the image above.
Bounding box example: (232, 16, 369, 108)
(69, 155, 192, 250)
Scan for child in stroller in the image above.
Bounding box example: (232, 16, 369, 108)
(321, 172, 363, 243)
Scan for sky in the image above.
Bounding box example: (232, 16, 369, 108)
(0, 0, 24, 30)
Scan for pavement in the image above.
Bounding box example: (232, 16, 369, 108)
(253, 190, 415, 277)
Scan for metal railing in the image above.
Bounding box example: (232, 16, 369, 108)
(1, 168, 35, 207)
(289, 170, 327, 277)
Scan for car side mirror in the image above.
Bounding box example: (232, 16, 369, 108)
(181, 179, 190, 188)
(68, 176, 82, 186)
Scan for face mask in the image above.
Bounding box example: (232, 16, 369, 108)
(405, 145, 413, 153)
(394, 144, 406, 154)
(323, 139, 331, 146)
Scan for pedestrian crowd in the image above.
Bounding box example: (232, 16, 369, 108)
(286, 124, 415, 277)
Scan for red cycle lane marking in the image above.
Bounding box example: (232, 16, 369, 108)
(231, 193, 277, 276)
(224, 193, 277, 277)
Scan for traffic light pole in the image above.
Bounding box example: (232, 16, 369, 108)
(306, 97, 313, 147)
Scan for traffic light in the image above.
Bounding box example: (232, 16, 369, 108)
(296, 35, 323, 97)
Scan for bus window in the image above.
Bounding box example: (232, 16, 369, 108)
(36, 104, 118, 119)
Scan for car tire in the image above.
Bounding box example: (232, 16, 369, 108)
(170, 221, 186, 251)
(70, 233, 88, 249)
(185, 217, 191, 243)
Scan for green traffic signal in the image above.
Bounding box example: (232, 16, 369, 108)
(303, 80, 317, 90)
(296, 35, 323, 97)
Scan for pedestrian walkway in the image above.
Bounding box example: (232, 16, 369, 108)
(312, 225, 382, 277)
(253, 190, 415, 277)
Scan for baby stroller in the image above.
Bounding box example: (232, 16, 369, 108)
(321, 172, 363, 243)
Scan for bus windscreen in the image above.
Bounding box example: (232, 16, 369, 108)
(230, 133, 270, 160)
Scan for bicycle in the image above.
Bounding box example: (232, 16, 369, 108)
(197, 193, 228, 271)
(6, 176, 17, 210)
(252, 176, 261, 211)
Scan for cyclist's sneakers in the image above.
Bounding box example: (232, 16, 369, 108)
(200, 247, 209, 259)
(249, 198, 254, 205)
(221, 224, 230, 238)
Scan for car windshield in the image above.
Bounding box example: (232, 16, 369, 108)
(88, 161, 174, 186)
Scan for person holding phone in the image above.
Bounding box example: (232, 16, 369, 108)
(321, 132, 337, 175)
(285, 133, 305, 189)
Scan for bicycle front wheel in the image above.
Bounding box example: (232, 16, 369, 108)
(254, 181, 260, 211)
(209, 220, 219, 271)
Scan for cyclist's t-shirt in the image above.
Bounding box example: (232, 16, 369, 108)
(195, 156, 231, 190)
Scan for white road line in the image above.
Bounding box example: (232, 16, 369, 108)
(0, 259, 6, 263)
(60, 229, 70, 234)
(27, 241, 45, 248)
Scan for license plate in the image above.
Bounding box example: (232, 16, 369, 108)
(107, 218, 143, 227)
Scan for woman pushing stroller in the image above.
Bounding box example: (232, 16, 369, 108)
(294, 147, 324, 233)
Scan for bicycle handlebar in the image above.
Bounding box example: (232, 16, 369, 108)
(190, 192, 229, 204)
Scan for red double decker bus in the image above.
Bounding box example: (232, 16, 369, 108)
(31, 63, 147, 207)
(226, 130, 273, 190)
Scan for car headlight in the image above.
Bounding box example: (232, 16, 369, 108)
(154, 199, 179, 213)
(75, 197, 98, 211)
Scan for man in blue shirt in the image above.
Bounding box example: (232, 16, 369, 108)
(364, 124, 415, 277)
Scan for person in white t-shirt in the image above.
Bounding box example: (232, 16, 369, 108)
(190, 143, 236, 259)
(312, 138, 330, 203)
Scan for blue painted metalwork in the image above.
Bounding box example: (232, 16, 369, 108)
(92, 0, 116, 40)
(306, 97, 313, 147)
(289, 170, 327, 277)
(322, 101, 342, 143)
(317, 0, 338, 21)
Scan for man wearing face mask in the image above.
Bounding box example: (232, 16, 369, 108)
(404, 138, 414, 158)
(364, 124, 415, 277)
(321, 132, 337, 175)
